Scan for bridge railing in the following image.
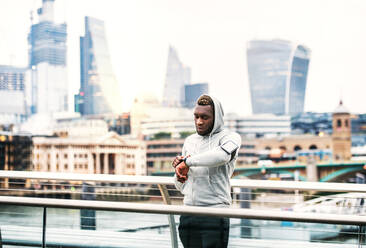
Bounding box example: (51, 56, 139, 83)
(1, 170, 366, 211)
(1, 170, 366, 247)
(0, 195, 366, 247)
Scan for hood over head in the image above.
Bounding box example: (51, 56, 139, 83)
(199, 94, 224, 136)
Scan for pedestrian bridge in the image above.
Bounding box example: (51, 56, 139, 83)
(233, 161, 366, 182)
(153, 162, 366, 182)
(0, 170, 366, 247)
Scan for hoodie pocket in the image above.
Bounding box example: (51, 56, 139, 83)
(209, 175, 231, 205)
(194, 176, 221, 205)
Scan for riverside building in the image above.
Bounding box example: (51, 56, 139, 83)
(32, 119, 146, 176)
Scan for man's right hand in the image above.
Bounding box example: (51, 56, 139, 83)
(175, 162, 189, 183)
(172, 155, 184, 168)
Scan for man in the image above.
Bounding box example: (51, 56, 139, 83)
(173, 94, 241, 248)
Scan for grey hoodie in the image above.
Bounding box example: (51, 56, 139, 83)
(174, 95, 241, 207)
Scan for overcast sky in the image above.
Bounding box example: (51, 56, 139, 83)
(1, 0, 366, 115)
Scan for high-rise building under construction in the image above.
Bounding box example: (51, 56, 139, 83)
(28, 0, 68, 114)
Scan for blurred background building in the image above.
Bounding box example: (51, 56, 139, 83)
(0, 132, 33, 172)
(33, 119, 146, 176)
(247, 39, 311, 116)
(0, 66, 27, 125)
(291, 112, 333, 135)
(28, 0, 68, 114)
(141, 112, 291, 140)
(77, 16, 122, 116)
(184, 82, 209, 108)
(162, 46, 191, 107)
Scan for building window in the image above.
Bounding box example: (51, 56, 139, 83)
(294, 145, 302, 151)
(345, 119, 349, 127)
(64, 154, 68, 159)
(279, 146, 287, 152)
(309, 144, 317, 150)
(337, 119, 342, 128)
(64, 164, 68, 170)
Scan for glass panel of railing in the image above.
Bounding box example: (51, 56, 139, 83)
(45, 208, 176, 248)
(1, 179, 185, 205)
(0, 204, 43, 248)
(232, 188, 366, 216)
(229, 218, 364, 248)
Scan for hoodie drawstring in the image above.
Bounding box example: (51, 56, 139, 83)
(209, 133, 212, 151)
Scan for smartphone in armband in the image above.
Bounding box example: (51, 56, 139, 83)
(221, 140, 238, 154)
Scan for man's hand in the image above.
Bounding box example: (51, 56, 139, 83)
(176, 162, 189, 183)
(172, 155, 184, 168)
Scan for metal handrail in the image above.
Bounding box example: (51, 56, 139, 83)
(1, 195, 366, 225)
(2, 170, 366, 193)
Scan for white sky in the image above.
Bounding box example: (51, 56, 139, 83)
(0, 0, 366, 115)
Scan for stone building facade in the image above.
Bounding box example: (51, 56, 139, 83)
(32, 120, 146, 176)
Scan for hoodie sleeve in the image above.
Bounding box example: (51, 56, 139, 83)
(174, 142, 187, 192)
(185, 132, 241, 168)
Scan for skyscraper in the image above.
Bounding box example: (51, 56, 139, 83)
(163, 46, 191, 107)
(28, 0, 68, 114)
(247, 40, 311, 116)
(79, 16, 122, 116)
(0, 66, 27, 124)
(184, 82, 209, 108)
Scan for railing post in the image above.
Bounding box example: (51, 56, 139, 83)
(358, 225, 365, 248)
(42, 207, 47, 248)
(0, 226, 3, 248)
(158, 184, 178, 248)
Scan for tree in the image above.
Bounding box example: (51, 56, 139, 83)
(152, 132, 171, 140)
(179, 131, 195, 139)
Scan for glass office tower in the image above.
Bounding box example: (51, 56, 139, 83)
(184, 82, 209, 108)
(247, 40, 311, 116)
(163, 46, 191, 107)
(79, 16, 122, 115)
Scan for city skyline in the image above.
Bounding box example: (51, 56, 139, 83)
(1, 0, 366, 115)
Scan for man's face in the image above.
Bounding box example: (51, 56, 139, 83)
(194, 105, 214, 136)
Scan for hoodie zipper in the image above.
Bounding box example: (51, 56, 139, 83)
(192, 135, 208, 206)
(192, 177, 195, 205)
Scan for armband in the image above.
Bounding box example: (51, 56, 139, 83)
(220, 140, 239, 154)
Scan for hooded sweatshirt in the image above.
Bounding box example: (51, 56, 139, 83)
(174, 95, 241, 207)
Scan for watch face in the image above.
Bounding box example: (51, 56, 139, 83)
(221, 140, 238, 154)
